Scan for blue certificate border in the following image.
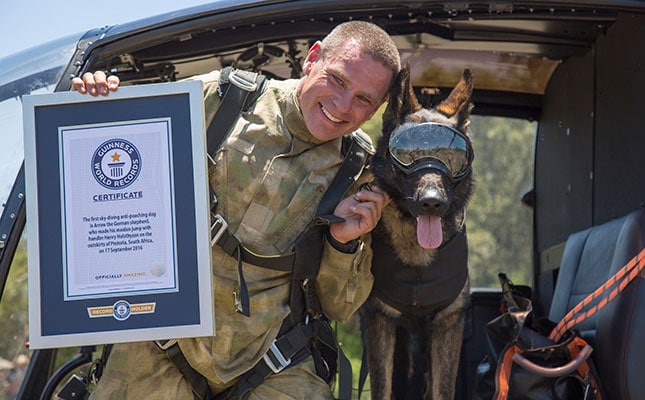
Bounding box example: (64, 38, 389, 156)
(24, 81, 213, 348)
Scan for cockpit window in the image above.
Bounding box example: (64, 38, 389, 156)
(0, 34, 79, 207)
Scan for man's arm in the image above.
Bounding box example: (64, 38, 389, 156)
(316, 186, 389, 322)
(316, 233, 374, 322)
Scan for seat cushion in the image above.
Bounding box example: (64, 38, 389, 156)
(548, 209, 645, 400)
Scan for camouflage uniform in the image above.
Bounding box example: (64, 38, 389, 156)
(90, 71, 374, 399)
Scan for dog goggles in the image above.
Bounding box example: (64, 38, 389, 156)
(388, 122, 473, 179)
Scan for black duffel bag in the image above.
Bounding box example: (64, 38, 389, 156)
(472, 273, 604, 400)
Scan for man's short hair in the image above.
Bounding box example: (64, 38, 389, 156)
(321, 21, 401, 82)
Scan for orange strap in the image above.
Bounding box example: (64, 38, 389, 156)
(549, 247, 645, 342)
(494, 344, 522, 400)
(567, 336, 603, 400)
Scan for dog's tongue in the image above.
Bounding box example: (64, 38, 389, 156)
(417, 215, 443, 249)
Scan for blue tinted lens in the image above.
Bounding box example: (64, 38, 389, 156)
(388, 123, 471, 177)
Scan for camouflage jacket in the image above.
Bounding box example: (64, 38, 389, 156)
(177, 71, 374, 385)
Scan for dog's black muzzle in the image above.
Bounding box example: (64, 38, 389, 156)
(405, 186, 449, 218)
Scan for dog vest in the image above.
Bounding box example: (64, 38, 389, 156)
(370, 227, 468, 316)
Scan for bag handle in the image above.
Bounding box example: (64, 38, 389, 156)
(512, 343, 593, 377)
(495, 337, 598, 400)
(549, 247, 645, 342)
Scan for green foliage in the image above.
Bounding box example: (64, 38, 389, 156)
(467, 116, 536, 287)
(0, 239, 29, 400)
(0, 238, 29, 361)
(360, 104, 385, 143)
(334, 315, 369, 399)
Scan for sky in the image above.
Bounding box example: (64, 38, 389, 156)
(0, 1, 219, 205)
(0, 0, 219, 60)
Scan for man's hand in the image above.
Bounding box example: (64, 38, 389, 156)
(329, 185, 390, 244)
(71, 71, 120, 96)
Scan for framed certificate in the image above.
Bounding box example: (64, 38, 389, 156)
(23, 81, 213, 348)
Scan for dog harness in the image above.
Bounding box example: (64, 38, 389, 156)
(370, 227, 468, 316)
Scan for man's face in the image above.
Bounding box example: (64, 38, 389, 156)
(297, 40, 391, 141)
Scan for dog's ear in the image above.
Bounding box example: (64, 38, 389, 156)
(382, 64, 422, 134)
(435, 67, 474, 129)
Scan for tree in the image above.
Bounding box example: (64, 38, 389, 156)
(467, 116, 535, 287)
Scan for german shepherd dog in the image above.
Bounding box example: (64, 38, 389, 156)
(359, 65, 474, 400)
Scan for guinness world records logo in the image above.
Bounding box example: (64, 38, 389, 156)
(113, 300, 131, 321)
(92, 139, 141, 189)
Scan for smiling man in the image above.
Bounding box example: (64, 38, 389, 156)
(74, 21, 400, 400)
(297, 38, 393, 142)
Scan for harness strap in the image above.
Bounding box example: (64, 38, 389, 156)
(336, 342, 354, 400)
(207, 68, 265, 157)
(549, 246, 645, 342)
(357, 349, 369, 399)
(316, 133, 370, 217)
(205, 67, 268, 316)
(156, 340, 211, 400)
(210, 211, 294, 315)
(211, 134, 368, 398)
(211, 215, 294, 271)
(220, 323, 315, 400)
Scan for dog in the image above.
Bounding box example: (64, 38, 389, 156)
(359, 65, 474, 400)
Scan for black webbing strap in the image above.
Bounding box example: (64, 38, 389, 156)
(284, 133, 369, 399)
(207, 67, 266, 156)
(205, 67, 269, 317)
(222, 323, 315, 400)
(315, 135, 368, 219)
(337, 345, 353, 400)
(211, 213, 294, 316)
(290, 133, 370, 323)
(212, 218, 295, 271)
(357, 348, 369, 399)
(157, 340, 211, 400)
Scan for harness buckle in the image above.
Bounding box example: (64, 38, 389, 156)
(155, 339, 178, 351)
(228, 70, 258, 92)
(210, 213, 229, 246)
(263, 340, 291, 374)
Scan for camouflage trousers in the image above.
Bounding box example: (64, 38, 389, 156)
(89, 341, 333, 400)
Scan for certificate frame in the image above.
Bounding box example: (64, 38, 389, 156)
(24, 81, 213, 349)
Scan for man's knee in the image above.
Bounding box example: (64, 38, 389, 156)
(248, 357, 333, 400)
(90, 342, 194, 400)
